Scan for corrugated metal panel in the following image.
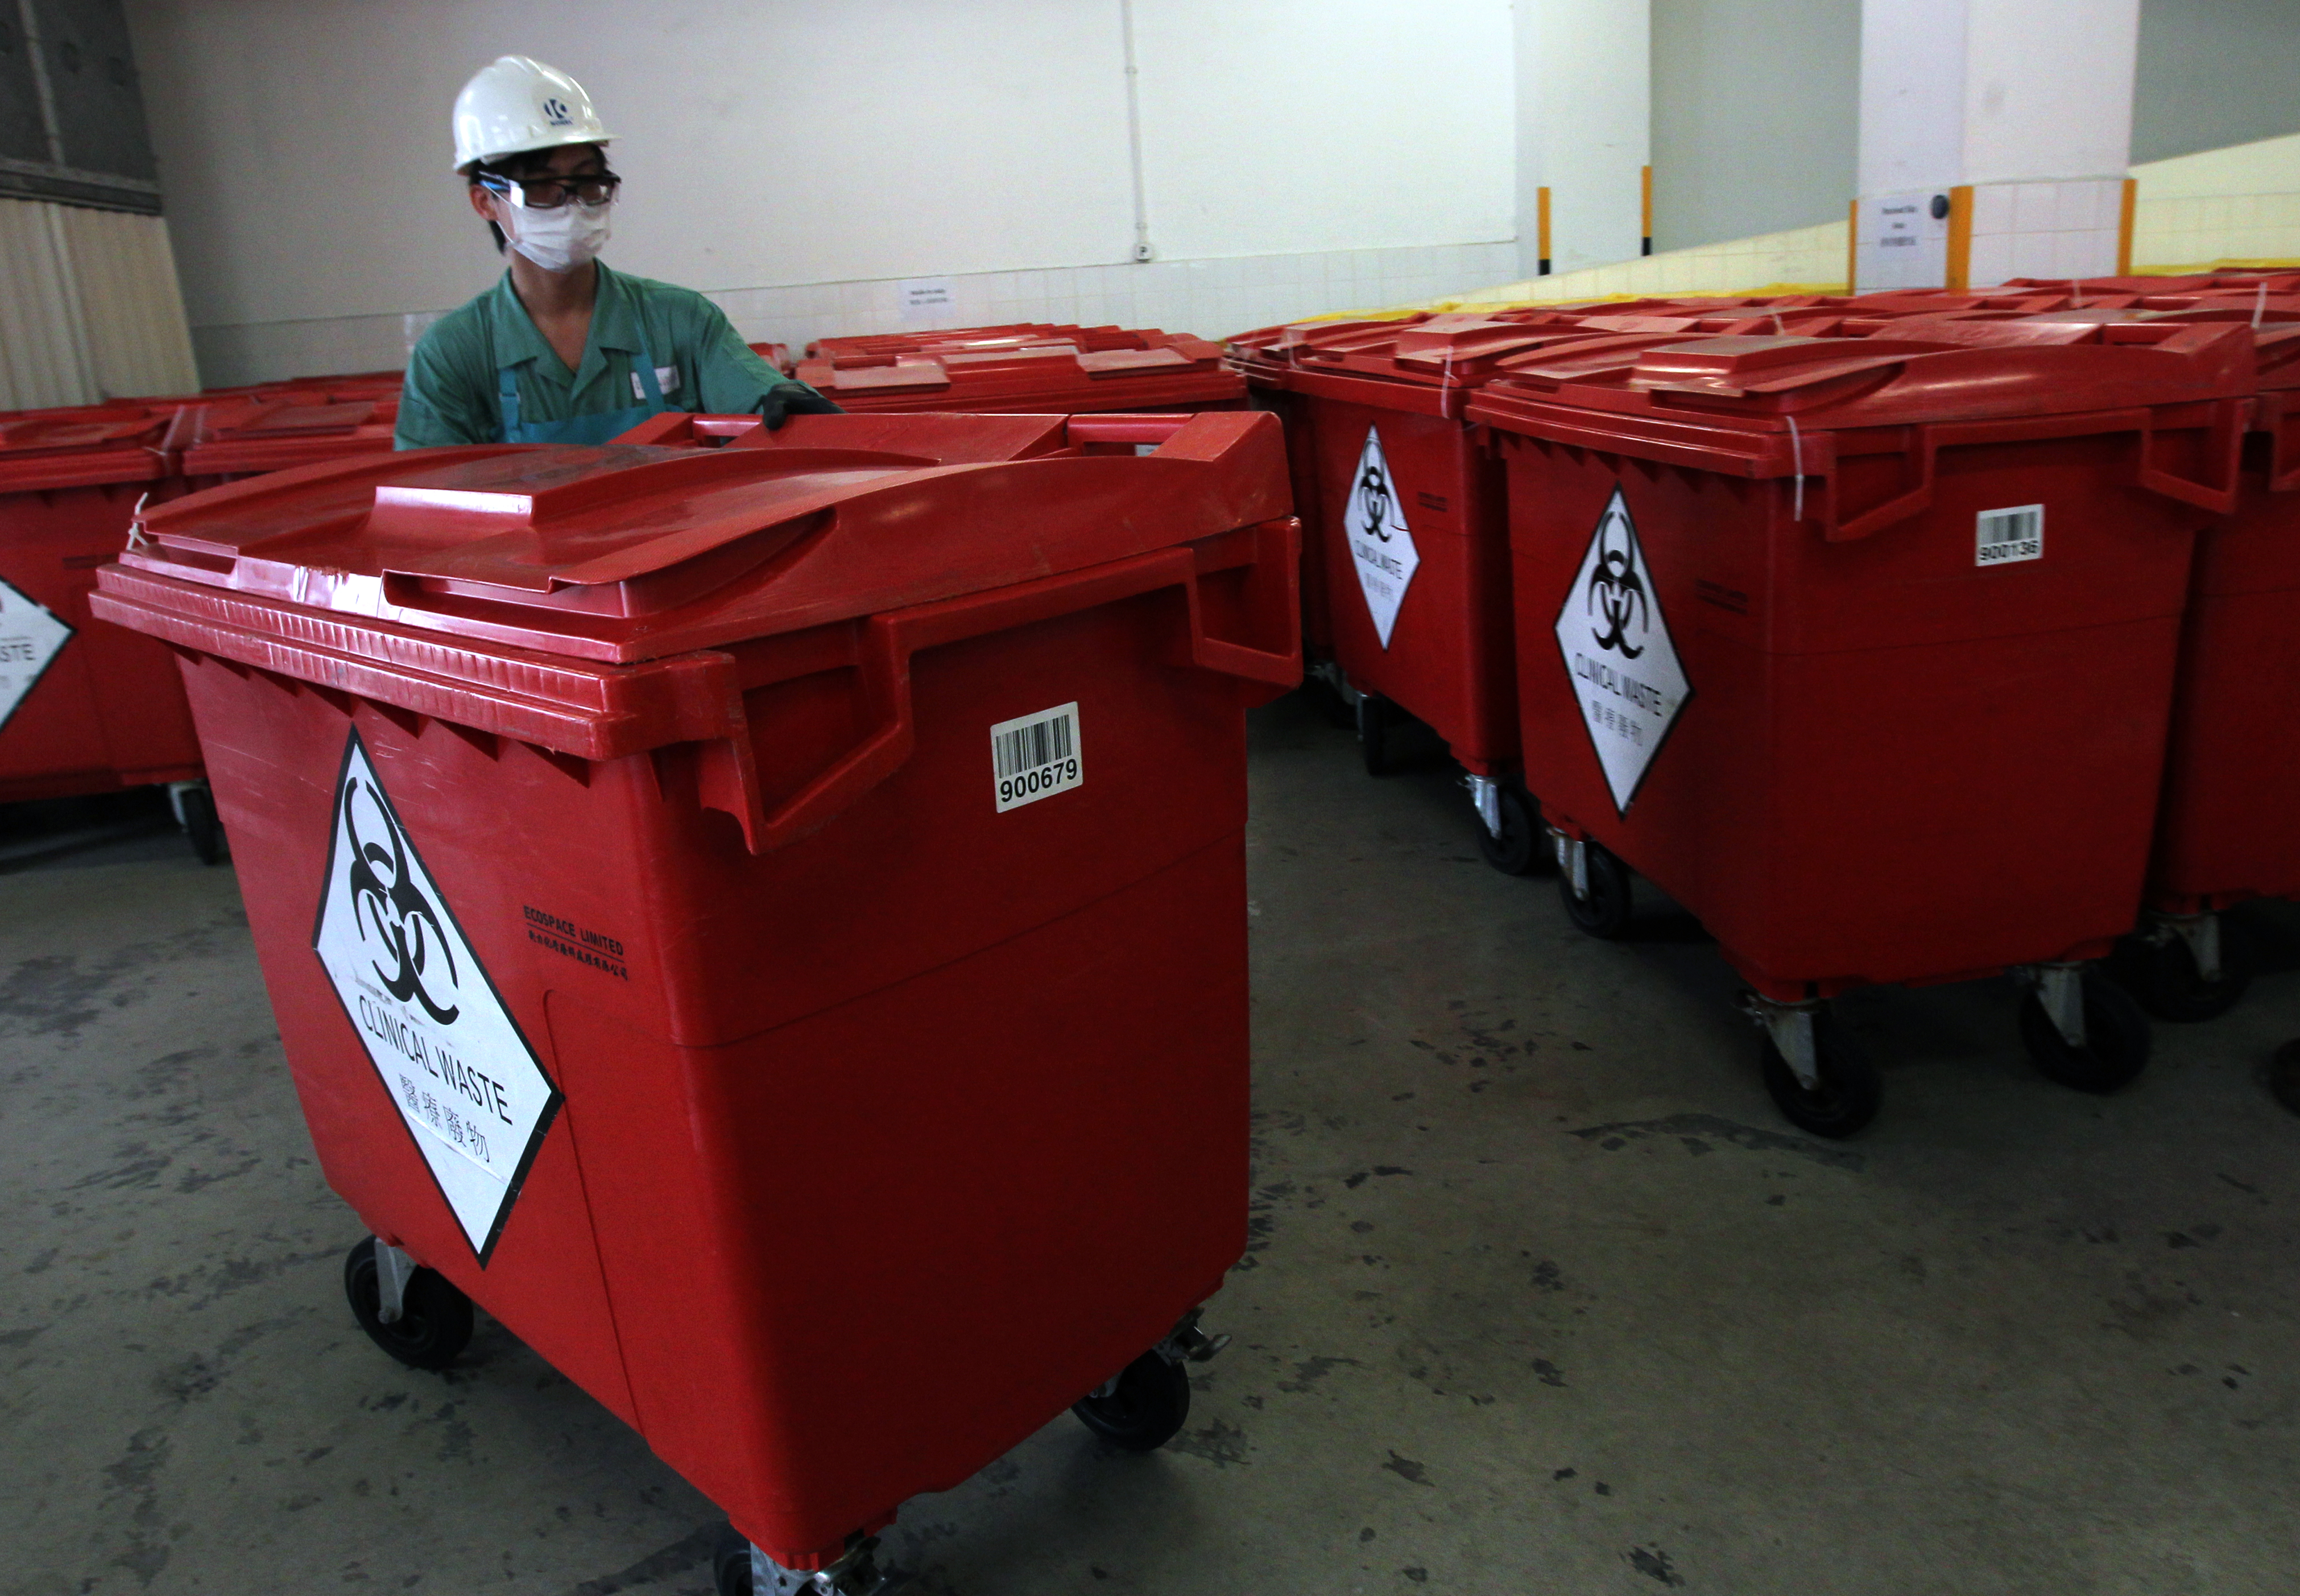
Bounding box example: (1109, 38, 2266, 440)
(0, 195, 97, 408)
(56, 204, 198, 396)
(0, 195, 196, 408)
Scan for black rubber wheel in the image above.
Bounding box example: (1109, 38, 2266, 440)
(2018, 969, 2152, 1094)
(1758, 1008, 1881, 1139)
(1356, 692, 1392, 776)
(711, 1525, 754, 1596)
(1475, 784, 1540, 876)
(1557, 838, 1633, 938)
(2109, 919, 2255, 1023)
(343, 1237, 474, 1371)
(1073, 1351, 1191, 1452)
(1304, 674, 1358, 730)
(2270, 1039, 2300, 1117)
(180, 783, 228, 866)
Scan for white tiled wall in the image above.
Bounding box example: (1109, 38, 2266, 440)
(187, 242, 1523, 388)
(2131, 192, 2300, 272)
(1964, 178, 2125, 288)
(1444, 221, 1850, 308)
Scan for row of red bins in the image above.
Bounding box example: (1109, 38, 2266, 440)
(88, 408, 1300, 1584)
(0, 315, 1242, 864)
(0, 380, 403, 858)
(1230, 270, 2300, 1139)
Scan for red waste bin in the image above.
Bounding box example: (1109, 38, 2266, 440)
(91, 410, 1297, 1586)
(2045, 305, 2300, 1020)
(179, 395, 398, 484)
(1467, 319, 2252, 1135)
(1232, 314, 1719, 873)
(794, 329, 1245, 415)
(0, 407, 221, 857)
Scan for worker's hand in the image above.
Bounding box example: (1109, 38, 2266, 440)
(759, 387, 844, 429)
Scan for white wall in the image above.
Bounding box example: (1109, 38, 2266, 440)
(1650, 0, 1859, 254)
(1961, 0, 2137, 184)
(1517, 0, 1650, 276)
(1130, 0, 1513, 259)
(122, 0, 1519, 384)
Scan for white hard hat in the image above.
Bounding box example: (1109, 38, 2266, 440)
(451, 56, 614, 172)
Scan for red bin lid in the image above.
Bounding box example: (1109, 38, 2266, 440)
(0, 407, 179, 491)
(792, 331, 1242, 413)
(100, 409, 1290, 668)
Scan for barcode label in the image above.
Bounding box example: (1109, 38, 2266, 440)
(1976, 503, 2043, 565)
(990, 702, 1083, 813)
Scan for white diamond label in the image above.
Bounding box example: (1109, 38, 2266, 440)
(0, 577, 73, 733)
(313, 730, 560, 1262)
(991, 701, 1082, 813)
(1344, 425, 1419, 648)
(1554, 489, 1693, 814)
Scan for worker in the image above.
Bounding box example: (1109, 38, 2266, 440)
(396, 56, 836, 448)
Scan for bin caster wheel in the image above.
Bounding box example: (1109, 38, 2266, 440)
(1356, 692, 1393, 776)
(1475, 784, 1540, 876)
(1073, 1350, 1192, 1452)
(1557, 837, 1633, 938)
(179, 783, 228, 865)
(2110, 918, 2254, 1023)
(2271, 1040, 2300, 1117)
(1758, 1008, 1880, 1139)
(711, 1525, 756, 1596)
(2018, 969, 2150, 1094)
(712, 1525, 754, 1596)
(344, 1237, 473, 1370)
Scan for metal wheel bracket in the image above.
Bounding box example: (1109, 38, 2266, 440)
(2160, 913, 2225, 985)
(1466, 774, 1503, 838)
(750, 1537, 886, 1596)
(1554, 830, 1589, 900)
(2020, 964, 2088, 1049)
(164, 779, 205, 828)
(373, 1238, 417, 1326)
(1153, 1306, 1231, 1366)
(1745, 996, 1822, 1091)
(1309, 658, 1360, 708)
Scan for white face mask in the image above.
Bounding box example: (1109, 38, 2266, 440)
(499, 197, 611, 274)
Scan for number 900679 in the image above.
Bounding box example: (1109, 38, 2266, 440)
(1000, 758, 1078, 807)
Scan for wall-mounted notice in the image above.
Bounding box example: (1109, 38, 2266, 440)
(899, 278, 957, 324)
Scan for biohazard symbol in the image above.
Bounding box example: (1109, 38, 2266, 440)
(344, 777, 461, 1025)
(1585, 502, 1648, 659)
(1355, 460, 1395, 541)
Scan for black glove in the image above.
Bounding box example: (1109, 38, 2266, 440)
(758, 386, 844, 429)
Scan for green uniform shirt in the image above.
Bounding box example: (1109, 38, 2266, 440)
(394, 262, 825, 448)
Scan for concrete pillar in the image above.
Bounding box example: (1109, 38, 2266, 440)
(1516, 0, 1652, 280)
(1855, 0, 2140, 291)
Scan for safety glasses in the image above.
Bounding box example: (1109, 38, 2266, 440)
(477, 171, 620, 210)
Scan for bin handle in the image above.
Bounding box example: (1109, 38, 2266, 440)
(2134, 400, 2245, 514)
(1065, 414, 1195, 448)
(1823, 403, 2246, 540)
(708, 531, 1300, 853)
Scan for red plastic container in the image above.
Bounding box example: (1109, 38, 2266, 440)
(91, 411, 1297, 1576)
(2046, 304, 2300, 1019)
(180, 396, 397, 482)
(793, 329, 1245, 415)
(0, 408, 212, 842)
(1230, 313, 1722, 871)
(1468, 319, 2254, 1134)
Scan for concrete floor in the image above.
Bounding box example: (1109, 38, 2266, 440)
(6, 697, 2298, 1596)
